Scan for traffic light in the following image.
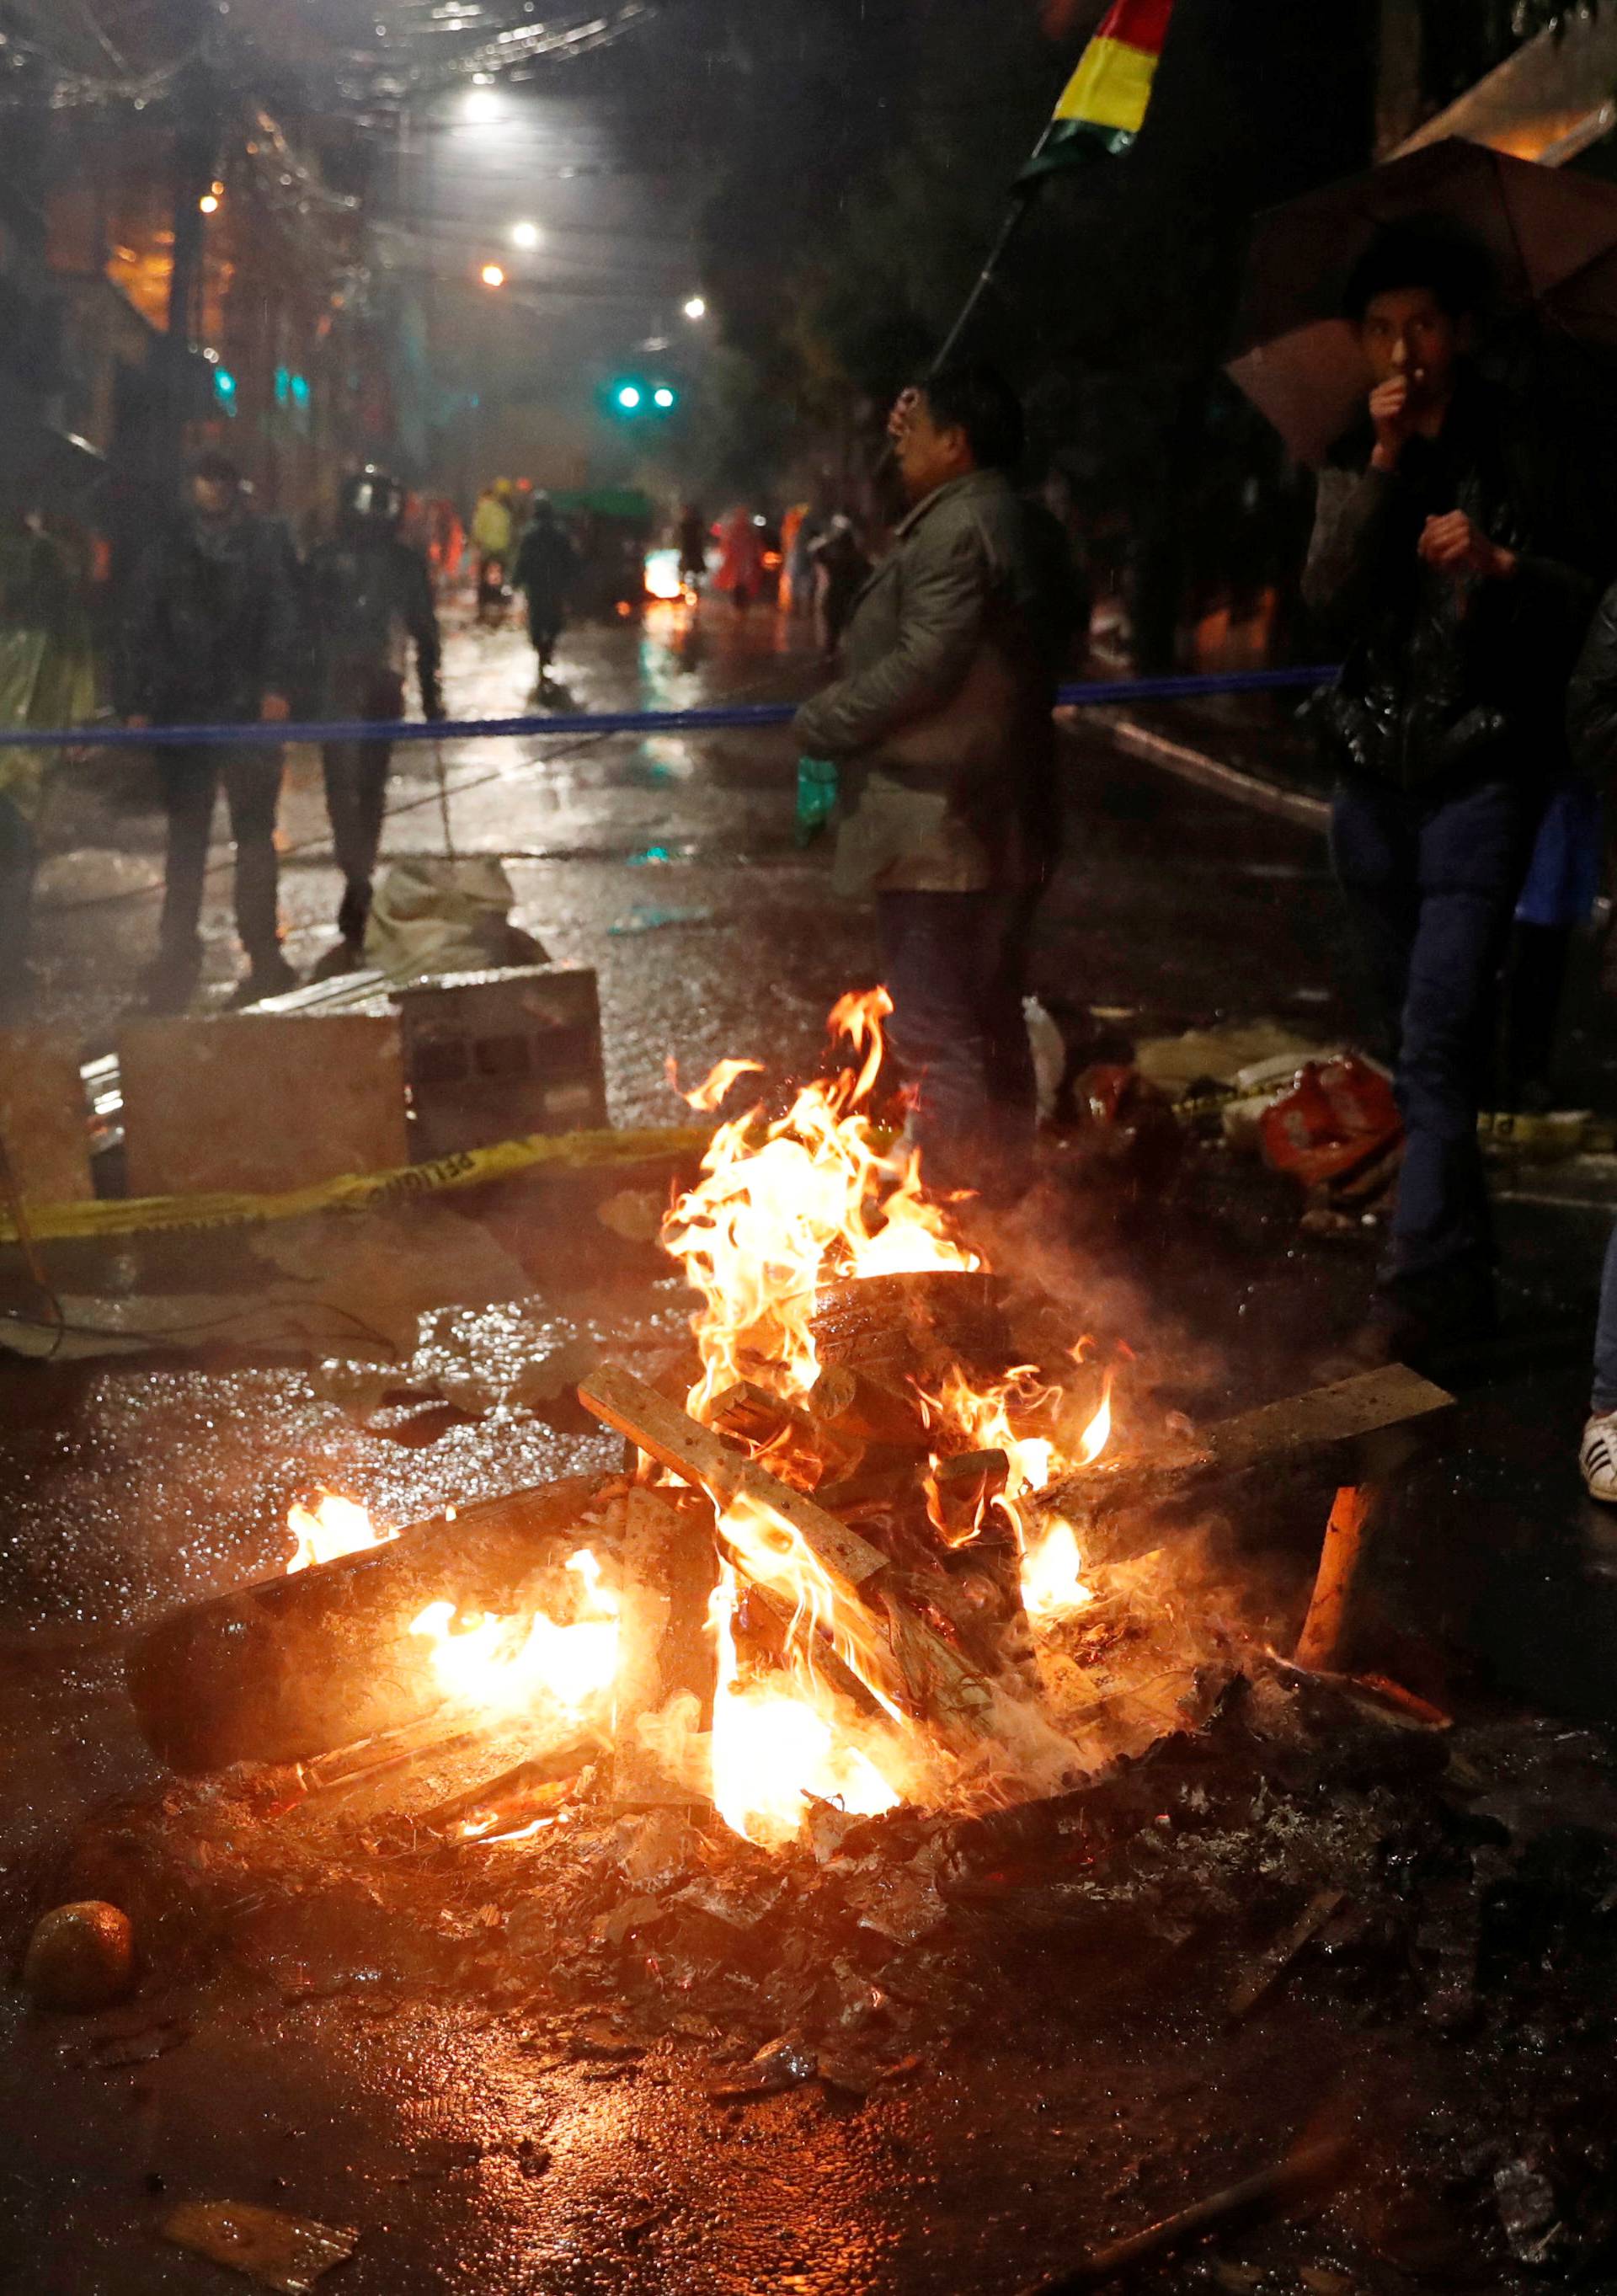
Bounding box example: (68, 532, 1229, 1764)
(607, 378, 679, 417)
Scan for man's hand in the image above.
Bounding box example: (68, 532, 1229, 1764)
(1417, 511, 1517, 583)
(125, 713, 150, 730)
(887, 386, 921, 446)
(1369, 375, 1417, 473)
(259, 691, 291, 724)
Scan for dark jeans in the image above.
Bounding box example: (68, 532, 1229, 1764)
(875, 888, 1038, 1194)
(1594, 1225, 1617, 1413)
(526, 595, 564, 665)
(0, 793, 35, 1017)
(1331, 775, 1530, 1293)
(156, 741, 284, 971)
(320, 667, 403, 942)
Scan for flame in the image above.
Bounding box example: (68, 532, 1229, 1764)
(917, 1364, 1062, 1523)
(408, 1549, 619, 1720)
(286, 1492, 396, 1574)
(668, 1053, 766, 1113)
(707, 1557, 901, 1849)
(1076, 1374, 1113, 1466)
(1021, 1516, 1092, 1621)
(662, 989, 977, 1414)
(917, 1364, 1113, 1622)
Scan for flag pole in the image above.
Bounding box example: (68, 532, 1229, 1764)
(927, 191, 1036, 377)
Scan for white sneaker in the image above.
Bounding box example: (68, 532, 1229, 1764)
(1580, 1410, 1617, 1502)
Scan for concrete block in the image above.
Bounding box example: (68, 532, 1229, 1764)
(119, 1016, 409, 1199)
(0, 1029, 93, 1204)
(395, 965, 608, 1158)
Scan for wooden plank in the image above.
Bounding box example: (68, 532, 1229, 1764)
(611, 1487, 718, 1808)
(1054, 1365, 1452, 1524)
(578, 1363, 997, 1738)
(1203, 1364, 1453, 1470)
(579, 1363, 888, 1594)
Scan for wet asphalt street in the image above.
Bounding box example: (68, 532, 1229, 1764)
(7, 600, 1617, 2292)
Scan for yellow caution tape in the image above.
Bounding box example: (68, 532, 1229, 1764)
(0, 1124, 712, 1247)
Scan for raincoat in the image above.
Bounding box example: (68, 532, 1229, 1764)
(0, 527, 97, 823)
(472, 492, 514, 561)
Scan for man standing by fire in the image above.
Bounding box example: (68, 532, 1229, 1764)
(793, 363, 1075, 1197)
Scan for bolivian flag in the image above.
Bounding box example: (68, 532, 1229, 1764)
(1020, 0, 1177, 182)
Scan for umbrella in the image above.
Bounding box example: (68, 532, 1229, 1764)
(1226, 138, 1617, 466)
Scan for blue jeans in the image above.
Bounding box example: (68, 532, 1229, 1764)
(1331, 776, 1530, 1292)
(1593, 1227, 1617, 1413)
(876, 889, 1038, 1194)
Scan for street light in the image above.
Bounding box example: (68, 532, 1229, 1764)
(510, 220, 542, 250)
(682, 295, 707, 322)
(479, 262, 506, 289)
(653, 386, 677, 410)
(615, 382, 643, 411)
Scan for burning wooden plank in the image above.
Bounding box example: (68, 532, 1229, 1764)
(126, 1471, 622, 1774)
(611, 1487, 719, 1808)
(810, 1270, 1010, 1379)
(419, 1733, 606, 1840)
(1050, 1365, 1452, 1556)
(578, 1363, 999, 1740)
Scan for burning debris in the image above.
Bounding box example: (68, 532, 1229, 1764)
(41, 990, 1616, 2290)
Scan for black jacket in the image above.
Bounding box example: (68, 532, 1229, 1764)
(1302, 376, 1598, 793)
(514, 516, 577, 605)
(1567, 579, 1617, 775)
(305, 533, 443, 715)
(120, 509, 302, 725)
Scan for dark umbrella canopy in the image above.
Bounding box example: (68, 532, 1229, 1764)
(1226, 138, 1617, 465)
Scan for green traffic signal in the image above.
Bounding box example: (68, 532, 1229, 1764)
(609, 378, 679, 416)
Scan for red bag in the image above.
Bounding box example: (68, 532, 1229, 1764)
(1259, 1056, 1401, 1188)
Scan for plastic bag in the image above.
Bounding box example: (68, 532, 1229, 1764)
(795, 756, 839, 846)
(1259, 1055, 1401, 1187)
(364, 857, 545, 980)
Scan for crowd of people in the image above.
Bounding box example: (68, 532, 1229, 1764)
(8, 215, 1617, 1492)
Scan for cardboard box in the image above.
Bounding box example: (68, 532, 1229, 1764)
(0, 1029, 93, 1205)
(120, 1016, 409, 1199)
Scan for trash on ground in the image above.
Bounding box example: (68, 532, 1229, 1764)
(162, 2200, 359, 2293)
(22, 1900, 134, 2010)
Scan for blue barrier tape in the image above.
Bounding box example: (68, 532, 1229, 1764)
(0, 664, 1337, 751)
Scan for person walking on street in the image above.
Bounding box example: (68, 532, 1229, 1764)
(676, 504, 709, 592)
(513, 494, 578, 691)
(1302, 223, 1598, 1369)
(120, 451, 302, 1012)
(472, 480, 515, 625)
(811, 514, 872, 660)
(715, 509, 765, 614)
(306, 466, 445, 975)
(793, 363, 1075, 1196)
